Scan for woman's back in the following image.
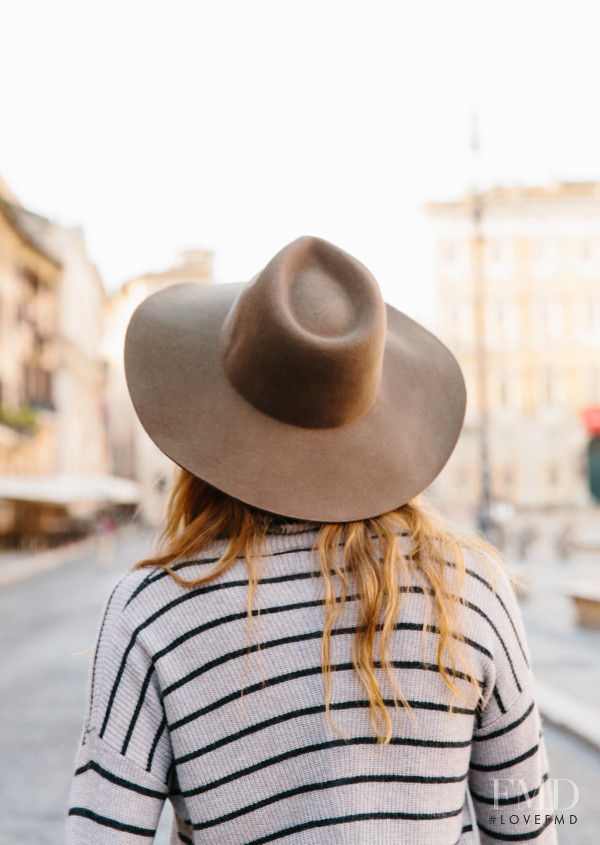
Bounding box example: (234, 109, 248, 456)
(69, 521, 551, 844)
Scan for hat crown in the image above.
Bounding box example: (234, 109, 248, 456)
(220, 236, 387, 429)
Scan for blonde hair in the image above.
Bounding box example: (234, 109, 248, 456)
(134, 468, 500, 743)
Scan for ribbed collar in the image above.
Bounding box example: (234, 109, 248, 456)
(265, 518, 321, 536)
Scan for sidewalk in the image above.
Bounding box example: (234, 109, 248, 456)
(0, 522, 148, 588)
(0, 537, 97, 588)
(512, 543, 600, 753)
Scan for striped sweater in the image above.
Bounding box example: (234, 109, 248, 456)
(67, 522, 557, 844)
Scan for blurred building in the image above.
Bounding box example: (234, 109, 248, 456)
(426, 181, 600, 514)
(0, 176, 115, 547)
(0, 185, 62, 477)
(103, 250, 214, 523)
(4, 204, 109, 476)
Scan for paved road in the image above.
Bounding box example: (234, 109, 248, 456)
(0, 531, 154, 845)
(1, 535, 599, 843)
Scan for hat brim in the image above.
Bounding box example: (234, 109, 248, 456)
(124, 282, 466, 522)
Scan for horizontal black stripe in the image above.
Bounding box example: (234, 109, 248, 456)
(473, 702, 535, 741)
(176, 737, 469, 797)
(174, 698, 474, 764)
(126, 555, 222, 606)
(157, 614, 492, 678)
(170, 664, 476, 731)
(152, 595, 335, 667)
(162, 625, 483, 697)
(191, 774, 465, 831)
(74, 760, 166, 799)
(471, 773, 548, 806)
(477, 815, 553, 840)
(132, 541, 489, 611)
(178, 833, 193, 845)
(126, 543, 319, 606)
(68, 807, 155, 836)
(134, 530, 406, 600)
(470, 743, 539, 772)
(244, 809, 463, 845)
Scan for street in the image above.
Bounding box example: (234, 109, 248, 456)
(1, 533, 599, 844)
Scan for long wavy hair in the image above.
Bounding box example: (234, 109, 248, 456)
(134, 468, 500, 743)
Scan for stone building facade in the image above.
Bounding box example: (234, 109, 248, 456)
(0, 189, 62, 476)
(0, 177, 112, 546)
(426, 182, 600, 514)
(5, 203, 109, 477)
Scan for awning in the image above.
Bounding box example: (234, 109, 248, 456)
(0, 474, 142, 506)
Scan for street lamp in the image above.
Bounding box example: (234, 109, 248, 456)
(470, 115, 494, 539)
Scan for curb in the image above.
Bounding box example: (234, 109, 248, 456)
(536, 679, 600, 754)
(0, 538, 96, 588)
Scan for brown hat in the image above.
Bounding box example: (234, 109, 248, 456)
(124, 236, 466, 522)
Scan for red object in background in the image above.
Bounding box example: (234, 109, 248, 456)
(582, 407, 600, 435)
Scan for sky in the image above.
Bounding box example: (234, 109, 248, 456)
(2, 0, 600, 319)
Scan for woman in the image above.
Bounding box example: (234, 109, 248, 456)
(67, 237, 556, 843)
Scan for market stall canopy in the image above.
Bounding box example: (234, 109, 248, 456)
(0, 474, 142, 506)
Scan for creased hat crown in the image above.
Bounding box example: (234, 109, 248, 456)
(220, 237, 386, 429)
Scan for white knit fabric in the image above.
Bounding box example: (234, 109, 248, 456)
(67, 524, 557, 844)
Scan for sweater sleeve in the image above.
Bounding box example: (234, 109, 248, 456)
(467, 564, 557, 844)
(67, 575, 171, 843)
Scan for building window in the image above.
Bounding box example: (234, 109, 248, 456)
(579, 238, 600, 276)
(501, 466, 516, 498)
(581, 239, 592, 261)
(576, 297, 600, 345)
(23, 364, 53, 408)
(546, 465, 561, 488)
(447, 299, 474, 349)
(486, 299, 518, 348)
(444, 242, 456, 264)
(586, 368, 600, 406)
(441, 241, 468, 280)
(21, 266, 41, 292)
(453, 467, 471, 497)
(486, 239, 514, 280)
(531, 297, 563, 346)
(531, 239, 559, 278)
(494, 366, 521, 411)
(499, 376, 508, 407)
(540, 367, 564, 408)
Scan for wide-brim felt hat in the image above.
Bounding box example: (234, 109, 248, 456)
(124, 236, 466, 522)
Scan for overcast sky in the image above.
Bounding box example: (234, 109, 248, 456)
(2, 0, 600, 318)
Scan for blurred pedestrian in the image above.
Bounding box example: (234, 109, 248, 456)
(67, 237, 556, 843)
(555, 519, 574, 561)
(94, 512, 117, 569)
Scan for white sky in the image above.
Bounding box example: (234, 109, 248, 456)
(2, 0, 600, 319)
